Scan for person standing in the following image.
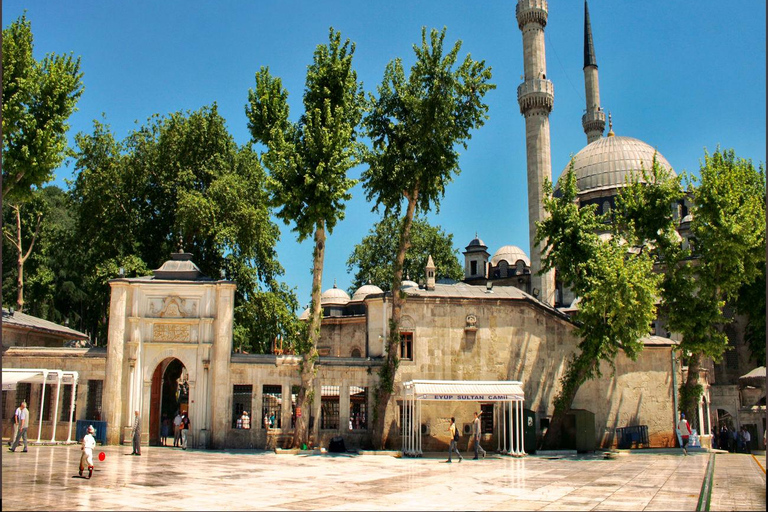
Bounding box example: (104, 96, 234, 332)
(677, 412, 692, 455)
(472, 412, 486, 460)
(79, 425, 96, 479)
(161, 415, 170, 446)
(446, 417, 463, 463)
(173, 411, 182, 447)
(8, 401, 29, 453)
(180, 412, 190, 450)
(131, 410, 141, 455)
(8, 403, 20, 447)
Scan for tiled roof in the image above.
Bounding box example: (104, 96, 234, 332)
(2, 309, 89, 341)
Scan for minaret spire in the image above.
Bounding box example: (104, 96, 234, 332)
(516, 0, 556, 306)
(582, 0, 606, 144)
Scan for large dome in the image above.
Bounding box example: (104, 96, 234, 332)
(320, 285, 350, 306)
(561, 135, 674, 196)
(490, 245, 530, 267)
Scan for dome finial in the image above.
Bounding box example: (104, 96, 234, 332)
(333, 278, 337, 289)
(607, 112, 615, 137)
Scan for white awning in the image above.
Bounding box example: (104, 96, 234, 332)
(404, 380, 525, 401)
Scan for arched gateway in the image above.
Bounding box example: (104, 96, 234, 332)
(102, 251, 235, 448)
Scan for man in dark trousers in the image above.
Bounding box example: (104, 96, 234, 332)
(180, 412, 190, 450)
(472, 411, 486, 459)
(132, 410, 141, 455)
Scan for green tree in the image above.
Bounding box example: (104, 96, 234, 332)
(362, 27, 494, 448)
(670, 149, 765, 420)
(536, 165, 660, 449)
(70, 106, 295, 348)
(346, 215, 463, 293)
(245, 28, 365, 448)
(2, 14, 84, 312)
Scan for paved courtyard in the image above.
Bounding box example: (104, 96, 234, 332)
(2, 444, 765, 511)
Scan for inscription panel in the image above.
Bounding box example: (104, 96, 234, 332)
(154, 323, 191, 342)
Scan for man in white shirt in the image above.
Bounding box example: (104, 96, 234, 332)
(80, 425, 96, 479)
(9, 401, 29, 453)
(173, 412, 182, 447)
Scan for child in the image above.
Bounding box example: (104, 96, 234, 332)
(80, 425, 96, 479)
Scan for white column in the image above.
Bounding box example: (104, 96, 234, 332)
(66, 376, 78, 443)
(37, 371, 48, 443)
(508, 400, 513, 455)
(417, 400, 422, 456)
(50, 373, 62, 442)
(401, 387, 405, 455)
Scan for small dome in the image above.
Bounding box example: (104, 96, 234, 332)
(321, 284, 350, 305)
(490, 245, 530, 267)
(351, 284, 384, 301)
(401, 280, 418, 289)
(561, 135, 675, 196)
(465, 234, 488, 251)
(153, 251, 204, 280)
(298, 308, 310, 321)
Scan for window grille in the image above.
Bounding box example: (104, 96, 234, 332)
(400, 332, 413, 360)
(42, 384, 54, 421)
(349, 386, 368, 430)
(320, 385, 340, 430)
(480, 404, 494, 434)
(261, 385, 281, 429)
(60, 385, 75, 422)
(86, 380, 103, 420)
(232, 384, 253, 429)
(2, 391, 9, 420)
(16, 383, 31, 409)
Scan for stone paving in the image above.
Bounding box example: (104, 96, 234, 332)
(1, 444, 765, 511)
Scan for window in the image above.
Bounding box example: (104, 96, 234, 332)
(400, 332, 413, 360)
(725, 349, 739, 369)
(16, 383, 31, 409)
(499, 260, 508, 278)
(515, 260, 525, 275)
(42, 384, 55, 421)
(470, 260, 477, 276)
(232, 385, 253, 429)
(86, 380, 103, 420)
(262, 385, 281, 429)
(60, 385, 75, 422)
(481, 404, 494, 434)
(350, 348, 362, 358)
(349, 386, 368, 430)
(320, 385, 340, 430)
(2, 391, 9, 420)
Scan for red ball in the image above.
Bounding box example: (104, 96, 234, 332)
(98, 452, 106, 461)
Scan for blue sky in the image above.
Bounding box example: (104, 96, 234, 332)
(4, 1, 766, 308)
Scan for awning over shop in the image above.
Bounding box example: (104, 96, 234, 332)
(401, 379, 526, 458)
(2, 368, 79, 444)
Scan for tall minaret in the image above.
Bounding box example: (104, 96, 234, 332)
(516, 0, 555, 306)
(582, 0, 606, 144)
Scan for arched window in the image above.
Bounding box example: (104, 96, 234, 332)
(516, 260, 525, 275)
(498, 260, 508, 278)
(350, 348, 361, 358)
(602, 200, 611, 214)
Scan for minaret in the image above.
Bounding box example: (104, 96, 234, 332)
(516, 0, 555, 306)
(582, 0, 606, 144)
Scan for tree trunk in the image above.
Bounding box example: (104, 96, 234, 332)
(10, 204, 42, 313)
(372, 191, 418, 449)
(541, 353, 595, 450)
(291, 223, 326, 449)
(679, 352, 702, 426)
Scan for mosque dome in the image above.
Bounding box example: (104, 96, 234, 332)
(465, 235, 488, 251)
(401, 279, 418, 289)
(561, 135, 674, 196)
(320, 284, 350, 305)
(490, 245, 530, 267)
(351, 284, 384, 301)
(298, 308, 310, 321)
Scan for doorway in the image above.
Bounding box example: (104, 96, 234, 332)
(149, 358, 189, 446)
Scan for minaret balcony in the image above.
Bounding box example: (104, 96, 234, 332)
(517, 79, 554, 114)
(582, 110, 606, 132)
(516, 0, 548, 29)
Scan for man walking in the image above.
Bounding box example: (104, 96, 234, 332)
(173, 411, 182, 447)
(79, 425, 96, 479)
(8, 401, 29, 453)
(180, 412, 190, 450)
(8, 402, 20, 446)
(677, 412, 692, 455)
(472, 411, 486, 460)
(446, 417, 463, 463)
(131, 410, 141, 455)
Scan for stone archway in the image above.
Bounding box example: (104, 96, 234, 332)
(149, 357, 188, 446)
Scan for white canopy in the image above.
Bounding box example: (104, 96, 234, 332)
(2, 368, 79, 444)
(401, 379, 526, 458)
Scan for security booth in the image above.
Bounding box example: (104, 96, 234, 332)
(401, 379, 527, 457)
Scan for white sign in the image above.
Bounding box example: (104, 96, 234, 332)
(416, 394, 521, 401)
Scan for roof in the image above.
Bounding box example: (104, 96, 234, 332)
(640, 335, 679, 346)
(560, 135, 674, 196)
(2, 308, 89, 341)
(739, 366, 766, 388)
(490, 245, 530, 267)
(404, 380, 525, 401)
(2, 368, 79, 388)
(351, 284, 384, 302)
(153, 251, 205, 280)
(465, 236, 488, 251)
(403, 282, 529, 300)
(321, 285, 351, 305)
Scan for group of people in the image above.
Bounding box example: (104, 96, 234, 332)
(237, 411, 251, 429)
(447, 412, 487, 462)
(716, 424, 754, 453)
(159, 411, 191, 448)
(348, 412, 366, 431)
(263, 411, 277, 430)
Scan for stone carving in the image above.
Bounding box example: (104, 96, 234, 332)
(465, 314, 477, 328)
(154, 323, 191, 342)
(148, 295, 198, 318)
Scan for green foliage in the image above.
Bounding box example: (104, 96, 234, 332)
(247, 27, 365, 241)
(735, 268, 766, 364)
(362, 27, 495, 217)
(346, 215, 463, 292)
(2, 14, 84, 200)
(66, 106, 296, 348)
(537, 164, 660, 414)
